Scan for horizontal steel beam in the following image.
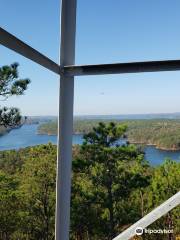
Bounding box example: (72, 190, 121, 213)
(1, 26, 180, 77)
(63, 60, 180, 76)
(0, 27, 60, 74)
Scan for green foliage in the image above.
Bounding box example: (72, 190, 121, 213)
(0, 63, 30, 98)
(140, 160, 180, 239)
(0, 122, 179, 239)
(38, 121, 57, 135)
(0, 63, 30, 128)
(0, 171, 20, 239)
(19, 144, 57, 239)
(0, 107, 21, 128)
(71, 122, 150, 239)
(150, 159, 180, 203)
(127, 119, 180, 150)
(0, 143, 57, 240)
(38, 119, 180, 150)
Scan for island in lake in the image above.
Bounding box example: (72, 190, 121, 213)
(37, 119, 180, 151)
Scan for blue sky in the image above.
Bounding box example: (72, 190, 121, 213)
(0, 0, 180, 116)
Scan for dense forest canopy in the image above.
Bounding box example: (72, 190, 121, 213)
(37, 119, 180, 150)
(0, 122, 179, 240)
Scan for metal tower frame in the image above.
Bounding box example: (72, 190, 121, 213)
(0, 1, 180, 239)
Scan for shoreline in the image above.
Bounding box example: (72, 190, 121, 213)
(129, 140, 180, 151)
(37, 131, 180, 151)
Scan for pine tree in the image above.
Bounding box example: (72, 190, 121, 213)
(0, 63, 30, 127)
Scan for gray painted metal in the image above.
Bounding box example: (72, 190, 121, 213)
(55, 0, 76, 240)
(0, 7, 179, 240)
(0, 27, 60, 74)
(113, 191, 180, 240)
(62, 60, 180, 76)
(1, 25, 180, 77)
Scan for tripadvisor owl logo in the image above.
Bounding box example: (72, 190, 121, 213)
(135, 227, 143, 235)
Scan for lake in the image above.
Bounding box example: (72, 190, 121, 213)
(0, 124, 180, 166)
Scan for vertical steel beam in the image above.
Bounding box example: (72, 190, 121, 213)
(55, 0, 77, 240)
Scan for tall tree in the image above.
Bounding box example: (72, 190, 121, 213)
(146, 159, 180, 240)
(72, 122, 150, 239)
(0, 171, 20, 239)
(0, 63, 30, 127)
(19, 144, 56, 240)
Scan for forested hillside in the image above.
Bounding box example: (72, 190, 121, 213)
(0, 122, 179, 239)
(38, 119, 180, 150)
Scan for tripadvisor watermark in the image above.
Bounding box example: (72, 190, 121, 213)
(135, 227, 174, 235)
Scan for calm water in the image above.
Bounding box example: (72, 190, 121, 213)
(0, 125, 83, 150)
(0, 124, 180, 166)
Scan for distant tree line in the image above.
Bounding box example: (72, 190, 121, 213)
(38, 119, 180, 150)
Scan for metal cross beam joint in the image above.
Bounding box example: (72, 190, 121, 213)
(1, 26, 180, 78)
